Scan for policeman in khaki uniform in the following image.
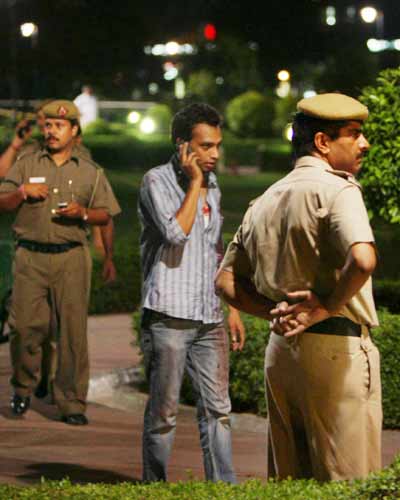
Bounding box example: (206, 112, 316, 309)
(216, 93, 382, 481)
(0, 100, 121, 425)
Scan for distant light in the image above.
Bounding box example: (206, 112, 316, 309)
(140, 117, 156, 134)
(284, 124, 293, 142)
(127, 111, 141, 124)
(175, 78, 186, 99)
(204, 23, 217, 41)
(216, 76, 224, 85)
(360, 6, 378, 23)
(20, 22, 38, 37)
(394, 39, 400, 51)
(148, 82, 159, 95)
(277, 70, 290, 82)
(303, 90, 317, 98)
(164, 67, 178, 80)
(146, 42, 197, 56)
(152, 44, 165, 56)
(165, 41, 180, 56)
(367, 38, 389, 52)
(346, 6, 357, 21)
(276, 81, 291, 98)
(325, 6, 336, 26)
(248, 41, 259, 51)
(182, 43, 195, 55)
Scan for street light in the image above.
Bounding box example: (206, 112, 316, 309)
(20, 22, 38, 38)
(276, 70, 291, 98)
(360, 6, 384, 38)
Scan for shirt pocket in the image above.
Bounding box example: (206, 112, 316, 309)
(73, 184, 93, 207)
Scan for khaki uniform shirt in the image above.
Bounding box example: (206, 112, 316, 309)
(0, 148, 121, 245)
(16, 141, 119, 215)
(222, 155, 378, 327)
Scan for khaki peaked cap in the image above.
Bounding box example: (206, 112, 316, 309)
(297, 93, 368, 121)
(41, 100, 80, 121)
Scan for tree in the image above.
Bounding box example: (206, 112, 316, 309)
(187, 70, 217, 104)
(359, 68, 400, 223)
(226, 91, 274, 138)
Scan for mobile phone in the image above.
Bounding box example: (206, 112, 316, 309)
(176, 140, 192, 155)
(17, 121, 34, 139)
(58, 202, 68, 208)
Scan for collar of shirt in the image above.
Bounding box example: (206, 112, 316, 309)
(39, 147, 80, 165)
(171, 154, 217, 191)
(294, 155, 360, 185)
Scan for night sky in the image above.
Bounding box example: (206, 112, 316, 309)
(0, 0, 399, 99)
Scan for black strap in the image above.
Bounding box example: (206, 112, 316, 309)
(18, 240, 81, 254)
(305, 317, 362, 337)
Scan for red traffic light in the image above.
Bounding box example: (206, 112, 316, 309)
(203, 23, 217, 41)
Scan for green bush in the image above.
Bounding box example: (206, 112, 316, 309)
(373, 310, 400, 428)
(84, 118, 118, 136)
(133, 309, 400, 427)
(272, 94, 297, 138)
(83, 134, 173, 169)
(1, 456, 400, 498)
(89, 237, 141, 314)
(374, 280, 400, 314)
(145, 104, 173, 135)
(359, 68, 400, 223)
(226, 91, 274, 138)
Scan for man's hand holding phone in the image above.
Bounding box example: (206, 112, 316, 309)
(178, 141, 203, 184)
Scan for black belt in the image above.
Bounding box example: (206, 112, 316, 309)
(18, 239, 82, 254)
(305, 317, 362, 337)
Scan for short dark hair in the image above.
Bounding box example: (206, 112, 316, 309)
(171, 103, 222, 144)
(292, 112, 348, 160)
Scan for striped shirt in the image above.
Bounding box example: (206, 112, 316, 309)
(138, 156, 224, 323)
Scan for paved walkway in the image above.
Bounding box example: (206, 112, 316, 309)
(0, 314, 399, 485)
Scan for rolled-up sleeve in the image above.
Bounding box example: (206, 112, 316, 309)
(95, 172, 121, 216)
(140, 173, 189, 246)
(328, 185, 375, 257)
(220, 224, 254, 279)
(0, 162, 23, 193)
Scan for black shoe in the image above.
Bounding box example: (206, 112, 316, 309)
(10, 394, 30, 416)
(34, 377, 48, 399)
(62, 413, 89, 426)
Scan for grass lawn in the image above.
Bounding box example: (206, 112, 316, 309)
(1, 167, 400, 313)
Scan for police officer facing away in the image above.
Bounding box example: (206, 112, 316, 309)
(0, 100, 121, 425)
(216, 93, 381, 480)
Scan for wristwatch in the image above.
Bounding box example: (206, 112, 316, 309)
(82, 208, 89, 221)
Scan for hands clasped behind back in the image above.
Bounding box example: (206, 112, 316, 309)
(270, 291, 330, 337)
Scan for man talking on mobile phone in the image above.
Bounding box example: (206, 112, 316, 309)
(138, 103, 244, 483)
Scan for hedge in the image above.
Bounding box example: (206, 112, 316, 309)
(133, 309, 400, 428)
(1, 456, 400, 498)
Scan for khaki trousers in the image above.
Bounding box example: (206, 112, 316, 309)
(9, 245, 91, 416)
(265, 330, 382, 481)
(39, 245, 92, 396)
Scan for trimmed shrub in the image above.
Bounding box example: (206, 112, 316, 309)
(83, 135, 173, 169)
(226, 91, 274, 138)
(133, 309, 400, 428)
(374, 280, 400, 314)
(373, 309, 400, 428)
(84, 118, 117, 136)
(359, 68, 400, 223)
(1, 456, 400, 498)
(89, 237, 141, 314)
(145, 104, 173, 135)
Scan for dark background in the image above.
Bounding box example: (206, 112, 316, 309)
(0, 0, 399, 100)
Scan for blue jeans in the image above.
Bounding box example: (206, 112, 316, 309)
(141, 309, 236, 483)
